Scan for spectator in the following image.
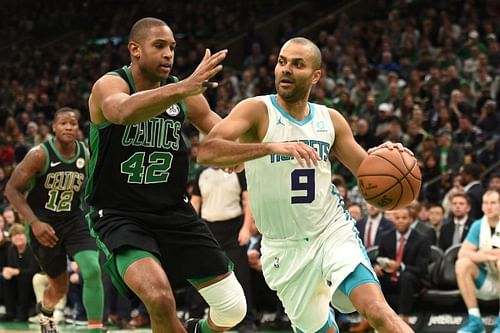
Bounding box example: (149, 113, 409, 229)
(420, 153, 442, 204)
(434, 127, 464, 177)
(0, 223, 40, 322)
(0, 225, 9, 311)
(488, 172, 500, 191)
(455, 190, 500, 333)
(454, 113, 484, 153)
(2, 207, 19, 229)
(0, 167, 7, 211)
(371, 207, 431, 325)
(347, 203, 363, 222)
(428, 204, 445, 245)
(460, 163, 486, 221)
(477, 100, 499, 139)
(438, 192, 474, 251)
(409, 200, 437, 245)
(353, 118, 380, 151)
(356, 203, 394, 249)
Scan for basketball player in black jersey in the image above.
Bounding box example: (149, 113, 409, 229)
(5, 108, 105, 333)
(86, 17, 246, 333)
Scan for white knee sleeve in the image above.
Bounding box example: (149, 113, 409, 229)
(198, 272, 247, 328)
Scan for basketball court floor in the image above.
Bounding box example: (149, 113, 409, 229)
(0, 323, 293, 333)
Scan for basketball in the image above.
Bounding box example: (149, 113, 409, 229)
(357, 147, 422, 210)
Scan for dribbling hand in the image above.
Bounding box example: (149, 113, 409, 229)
(181, 48, 227, 96)
(368, 141, 414, 157)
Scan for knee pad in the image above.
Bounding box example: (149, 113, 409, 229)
(198, 272, 247, 328)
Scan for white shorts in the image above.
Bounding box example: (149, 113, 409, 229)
(476, 266, 499, 301)
(260, 218, 375, 332)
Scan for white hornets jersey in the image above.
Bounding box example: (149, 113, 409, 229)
(245, 95, 344, 240)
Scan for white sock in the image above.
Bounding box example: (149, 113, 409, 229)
(468, 308, 481, 318)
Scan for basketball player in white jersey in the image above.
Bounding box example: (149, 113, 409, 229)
(198, 37, 413, 333)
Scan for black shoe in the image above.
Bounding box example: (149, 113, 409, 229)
(184, 318, 201, 333)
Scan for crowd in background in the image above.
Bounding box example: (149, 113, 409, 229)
(0, 0, 499, 330)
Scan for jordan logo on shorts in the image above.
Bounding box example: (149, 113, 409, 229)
(274, 256, 280, 268)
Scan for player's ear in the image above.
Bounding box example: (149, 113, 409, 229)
(128, 41, 140, 59)
(312, 69, 321, 85)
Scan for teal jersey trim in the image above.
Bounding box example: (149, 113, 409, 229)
(270, 94, 315, 126)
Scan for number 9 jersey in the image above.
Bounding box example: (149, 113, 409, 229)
(26, 138, 87, 222)
(244, 95, 344, 240)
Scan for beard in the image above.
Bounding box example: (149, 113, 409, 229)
(275, 80, 309, 103)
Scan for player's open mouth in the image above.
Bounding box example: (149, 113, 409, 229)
(279, 79, 294, 86)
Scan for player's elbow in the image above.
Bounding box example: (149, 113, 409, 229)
(102, 99, 138, 125)
(4, 182, 18, 203)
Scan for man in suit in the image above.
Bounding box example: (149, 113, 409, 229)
(356, 203, 394, 249)
(351, 207, 431, 331)
(460, 163, 486, 220)
(438, 192, 474, 251)
(428, 204, 445, 244)
(375, 207, 431, 322)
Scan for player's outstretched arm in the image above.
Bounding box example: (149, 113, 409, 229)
(198, 98, 320, 168)
(4, 147, 59, 247)
(89, 49, 227, 125)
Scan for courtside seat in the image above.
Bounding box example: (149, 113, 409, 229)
(420, 244, 462, 307)
(421, 245, 444, 289)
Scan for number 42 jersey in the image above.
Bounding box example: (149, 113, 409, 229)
(244, 95, 344, 241)
(85, 67, 189, 213)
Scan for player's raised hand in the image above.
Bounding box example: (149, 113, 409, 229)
(180, 48, 227, 96)
(270, 141, 320, 167)
(31, 220, 58, 247)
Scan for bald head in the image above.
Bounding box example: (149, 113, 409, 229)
(129, 17, 169, 43)
(283, 37, 322, 70)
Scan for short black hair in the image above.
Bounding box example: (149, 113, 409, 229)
(129, 17, 168, 43)
(461, 163, 481, 180)
(286, 37, 322, 70)
(54, 107, 79, 121)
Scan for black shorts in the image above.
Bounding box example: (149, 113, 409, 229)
(29, 214, 97, 278)
(89, 200, 230, 292)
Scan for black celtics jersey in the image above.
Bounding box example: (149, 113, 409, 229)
(86, 66, 189, 213)
(27, 138, 87, 222)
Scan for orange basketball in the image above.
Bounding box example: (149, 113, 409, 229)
(357, 147, 421, 210)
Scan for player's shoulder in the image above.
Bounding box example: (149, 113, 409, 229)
(17, 144, 47, 170)
(28, 143, 48, 159)
(231, 96, 268, 115)
(91, 70, 129, 94)
(239, 96, 267, 107)
(469, 219, 482, 231)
